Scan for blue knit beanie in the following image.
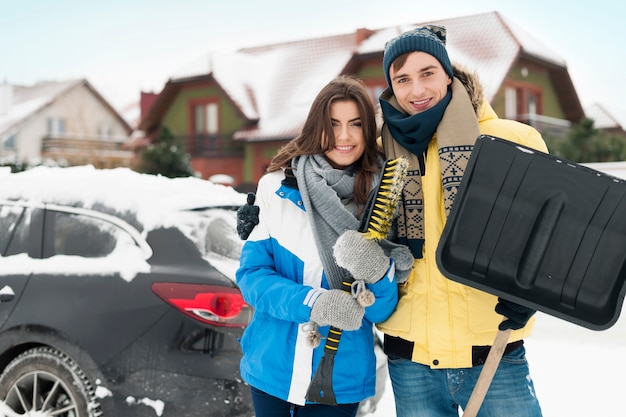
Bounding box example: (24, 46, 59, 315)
(383, 25, 453, 88)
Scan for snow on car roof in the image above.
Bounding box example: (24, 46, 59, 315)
(0, 165, 247, 232)
(1, 165, 248, 283)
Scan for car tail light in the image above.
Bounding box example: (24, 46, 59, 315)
(152, 283, 252, 328)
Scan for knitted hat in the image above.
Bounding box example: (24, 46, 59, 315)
(383, 24, 453, 88)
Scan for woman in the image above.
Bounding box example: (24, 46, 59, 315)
(236, 75, 405, 417)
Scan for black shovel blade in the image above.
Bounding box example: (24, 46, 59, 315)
(436, 135, 626, 330)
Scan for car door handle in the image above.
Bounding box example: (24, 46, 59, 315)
(0, 285, 15, 302)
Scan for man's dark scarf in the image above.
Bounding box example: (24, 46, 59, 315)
(379, 77, 481, 258)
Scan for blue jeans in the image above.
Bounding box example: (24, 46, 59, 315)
(387, 346, 543, 417)
(249, 386, 359, 417)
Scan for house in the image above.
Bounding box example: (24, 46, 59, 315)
(585, 103, 625, 135)
(138, 11, 585, 192)
(0, 79, 133, 169)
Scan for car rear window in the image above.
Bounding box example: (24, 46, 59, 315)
(0, 204, 29, 257)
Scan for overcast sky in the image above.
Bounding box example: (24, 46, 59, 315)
(1, 0, 624, 126)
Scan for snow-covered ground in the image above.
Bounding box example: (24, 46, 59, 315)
(367, 310, 626, 416)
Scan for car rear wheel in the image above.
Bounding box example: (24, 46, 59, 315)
(0, 346, 101, 417)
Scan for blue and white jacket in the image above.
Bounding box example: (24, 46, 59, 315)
(236, 170, 398, 406)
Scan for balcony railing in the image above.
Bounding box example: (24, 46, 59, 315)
(42, 134, 131, 154)
(176, 134, 245, 158)
(517, 114, 571, 138)
(41, 134, 133, 168)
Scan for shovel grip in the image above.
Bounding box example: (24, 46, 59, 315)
(463, 327, 512, 417)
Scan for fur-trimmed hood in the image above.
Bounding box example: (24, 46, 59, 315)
(452, 63, 484, 115)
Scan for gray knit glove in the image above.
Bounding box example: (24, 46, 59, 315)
(334, 230, 389, 284)
(389, 245, 414, 284)
(310, 289, 365, 330)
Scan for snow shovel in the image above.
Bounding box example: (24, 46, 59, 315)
(306, 156, 408, 404)
(436, 135, 626, 415)
(436, 134, 626, 330)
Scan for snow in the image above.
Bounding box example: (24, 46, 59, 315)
(0, 165, 246, 231)
(125, 396, 165, 417)
(1, 165, 625, 417)
(0, 96, 49, 135)
(366, 311, 626, 417)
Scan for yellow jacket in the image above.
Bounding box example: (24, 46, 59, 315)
(378, 97, 548, 369)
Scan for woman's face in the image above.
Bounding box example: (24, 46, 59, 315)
(323, 99, 366, 169)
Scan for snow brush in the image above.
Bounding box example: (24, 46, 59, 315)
(306, 155, 408, 405)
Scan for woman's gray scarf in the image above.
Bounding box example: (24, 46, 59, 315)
(294, 154, 414, 289)
(294, 154, 363, 290)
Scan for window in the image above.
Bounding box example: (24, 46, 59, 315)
(47, 117, 66, 136)
(45, 211, 134, 258)
(368, 85, 386, 104)
(2, 134, 16, 151)
(98, 123, 112, 139)
(504, 84, 543, 123)
(0, 204, 29, 257)
(527, 94, 537, 116)
(191, 101, 220, 152)
(193, 103, 218, 135)
(505, 87, 517, 119)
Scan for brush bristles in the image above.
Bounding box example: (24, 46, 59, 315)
(363, 156, 408, 241)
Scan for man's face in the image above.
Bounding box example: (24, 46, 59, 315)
(389, 51, 452, 116)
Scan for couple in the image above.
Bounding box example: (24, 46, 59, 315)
(236, 25, 546, 417)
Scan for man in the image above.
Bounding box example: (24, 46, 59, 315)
(376, 25, 545, 417)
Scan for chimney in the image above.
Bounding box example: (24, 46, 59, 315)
(140, 91, 159, 121)
(356, 28, 375, 45)
(0, 82, 13, 115)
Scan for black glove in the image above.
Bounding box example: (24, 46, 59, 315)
(495, 297, 536, 330)
(236, 192, 259, 240)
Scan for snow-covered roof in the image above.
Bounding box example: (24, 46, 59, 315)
(585, 103, 623, 130)
(171, 33, 358, 141)
(371, 12, 567, 102)
(0, 80, 83, 138)
(0, 79, 133, 139)
(156, 11, 569, 141)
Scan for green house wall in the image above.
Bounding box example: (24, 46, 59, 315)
(161, 85, 246, 136)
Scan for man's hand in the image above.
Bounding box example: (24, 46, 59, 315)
(495, 298, 536, 330)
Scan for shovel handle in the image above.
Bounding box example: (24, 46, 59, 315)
(462, 328, 512, 417)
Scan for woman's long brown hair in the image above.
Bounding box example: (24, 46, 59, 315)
(267, 75, 383, 213)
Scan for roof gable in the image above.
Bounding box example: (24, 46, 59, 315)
(0, 79, 132, 138)
(167, 33, 359, 140)
(145, 11, 579, 141)
(360, 11, 567, 102)
(586, 103, 623, 130)
(0, 80, 82, 137)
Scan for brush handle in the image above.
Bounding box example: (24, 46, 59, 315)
(306, 157, 408, 405)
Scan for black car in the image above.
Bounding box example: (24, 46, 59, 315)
(0, 166, 253, 417)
